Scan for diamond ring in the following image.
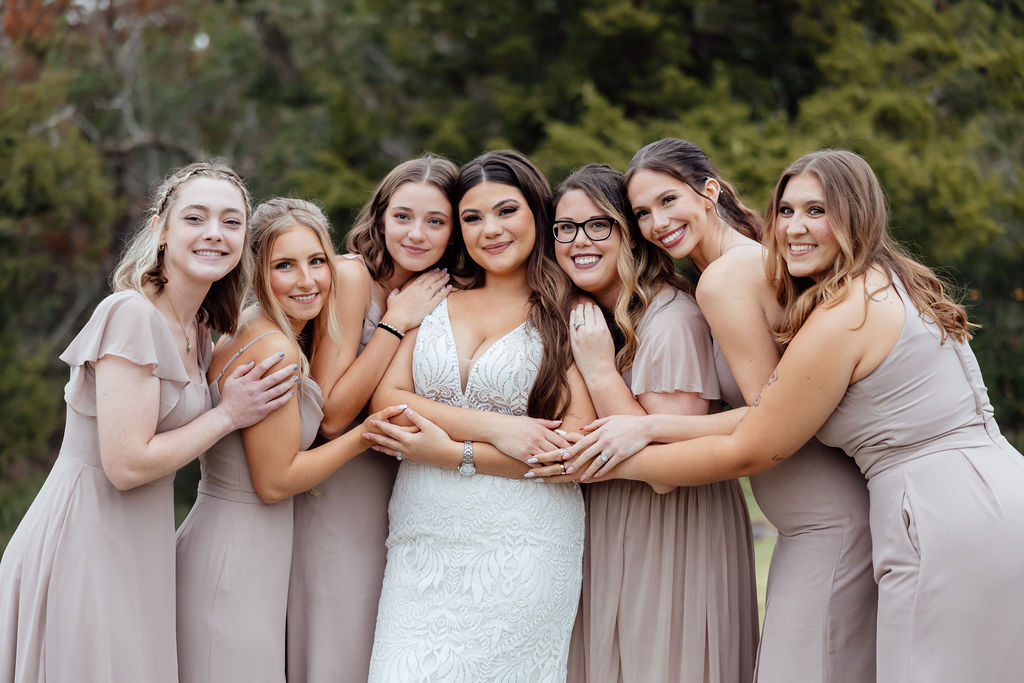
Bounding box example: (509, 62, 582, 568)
(598, 454, 609, 463)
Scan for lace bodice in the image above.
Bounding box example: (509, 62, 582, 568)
(369, 299, 584, 682)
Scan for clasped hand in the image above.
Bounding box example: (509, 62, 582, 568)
(527, 414, 655, 481)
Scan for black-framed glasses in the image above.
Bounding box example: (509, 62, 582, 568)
(552, 217, 615, 243)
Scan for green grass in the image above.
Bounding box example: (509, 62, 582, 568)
(741, 477, 777, 623)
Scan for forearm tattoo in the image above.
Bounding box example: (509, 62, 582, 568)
(751, 369, 779, 408)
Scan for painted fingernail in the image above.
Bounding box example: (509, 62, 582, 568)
(554, 429, 567, 436)
(565, 466, 574, 475)
(397, 404, 407, 410)
(278, 352, 285, 357)
(526, 457, 538, 464)
(291, 364, 298, 371)
(288, 390, 295, 396)
(524, 472, 536, 478)
(579, 474, 587, 481)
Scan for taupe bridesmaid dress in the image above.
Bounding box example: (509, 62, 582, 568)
(175, 330, 324, 683)
(714, 340, 877, 683)
(817, 277, 1024, 683)
(287, 293, 398, 682)
(569, 289, 759, 683)
(1, 290, 210, 683)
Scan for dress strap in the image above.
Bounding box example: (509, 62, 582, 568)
(213, 330, 286, 383)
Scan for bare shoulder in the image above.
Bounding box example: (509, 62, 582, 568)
(698, 248, 771, 303)
(211, 313, 299, 384)
(335, 254, 373, 291)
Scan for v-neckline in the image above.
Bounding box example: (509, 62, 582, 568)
(440, 299, 529, 396)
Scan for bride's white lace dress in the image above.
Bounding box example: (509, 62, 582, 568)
(368, 299, 585, 682)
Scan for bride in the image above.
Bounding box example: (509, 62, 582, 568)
(365, 150, 595, 681)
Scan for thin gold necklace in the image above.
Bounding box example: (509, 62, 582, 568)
(165, 293, 195, 353)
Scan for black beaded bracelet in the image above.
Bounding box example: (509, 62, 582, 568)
(377, 321, 405, 340)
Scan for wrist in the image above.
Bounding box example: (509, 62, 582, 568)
(377, 320, 405, 340)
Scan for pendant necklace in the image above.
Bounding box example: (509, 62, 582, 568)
(165, 294, 195, 353)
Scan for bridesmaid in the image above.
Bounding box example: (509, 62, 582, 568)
(550, 164, 758, 682)
(556, 149, 1024, 683)
(622, 139, 876, 682)
(287, 156, 455, 682)
(0, 162, 295, 682)
(175, 198, 407, 682)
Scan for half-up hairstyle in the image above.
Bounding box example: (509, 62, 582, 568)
(624, 137, 762, 241)
(346, 154, 460, 283)
(111, 161, 253, 335)
(764, 149, 974, 344)
(249, 198, 341, 378)
(455, 150, 574, 420)
(553, 164, 690, 374)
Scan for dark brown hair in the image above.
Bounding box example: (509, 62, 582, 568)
(455, 150, 574, 420)
(624, 137, 762, 241)
(346, 154, 460, 284)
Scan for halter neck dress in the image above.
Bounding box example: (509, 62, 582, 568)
(816, 277, 1024, 682)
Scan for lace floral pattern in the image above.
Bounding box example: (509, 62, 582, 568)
(369, 300, 585, 682)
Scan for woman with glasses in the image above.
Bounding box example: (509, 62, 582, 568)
(549, 164, 758, 682)
(538, 145, 877, 682)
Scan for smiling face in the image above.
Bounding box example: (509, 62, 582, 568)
(553, 189, 622, 307)
(458, 181, 536, 276)
(627, 169, 716, 260)
(160, 176, 247, 287)
(382, 181, 453, 281)
(775, 173, 840, 281)
(268, 224, 332, 331)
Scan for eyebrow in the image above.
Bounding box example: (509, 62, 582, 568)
(493, 198, 519, 210)
(179, 204, 242, 213)
(393, 205, 450, 217)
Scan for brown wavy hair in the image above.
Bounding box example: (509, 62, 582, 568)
(764, 149, 975, 344)
(112, 161, 253, 334)
(552, 164, 690, 374)
(624, 137, 762, 241)
(346, 154, 461, 283)
(249, 197, 341, 377)
(455, 150, 574, 420)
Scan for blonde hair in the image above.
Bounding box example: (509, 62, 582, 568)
(111, 161, 253, 334)
(764, 149, 975, 344)
(346, 154, 460, 284)
(553, 164, 690, 374)
(249, 198, 341, 377)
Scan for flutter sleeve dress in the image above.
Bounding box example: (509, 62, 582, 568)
(175, 330, 324, 683)
(568, 288, 759, 683)
(816, 278, 1024, 683)
(0, 289, 211, 683)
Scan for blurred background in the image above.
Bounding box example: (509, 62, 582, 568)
(2, 0, 1022, 601)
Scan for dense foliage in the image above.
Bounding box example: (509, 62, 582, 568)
(1, 0, 1021, 543)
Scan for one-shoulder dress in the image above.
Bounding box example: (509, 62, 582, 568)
(369, 299, 585, 682)
(287, 293, 398, 682)
(714, 340, 877, 682)
(175, 330, 324, 683)
(568, 289, 759, 683)
(816, 278, 1024, 683)
(0, 290, 210, 682)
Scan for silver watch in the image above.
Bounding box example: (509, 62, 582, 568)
(458, 440, 476, 476)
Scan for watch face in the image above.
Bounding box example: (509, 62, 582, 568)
(459, 462, 476, 476)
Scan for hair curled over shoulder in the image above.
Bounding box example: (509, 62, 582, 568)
(249, 197, 341, 378)
(455, 150, 574, 421)
(111, 161, 253, 335)
(553, 164, 690, 374)
(346, 154, 460, 284)
(763, 149, 975, 344)
(624, 137, 762, 241)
